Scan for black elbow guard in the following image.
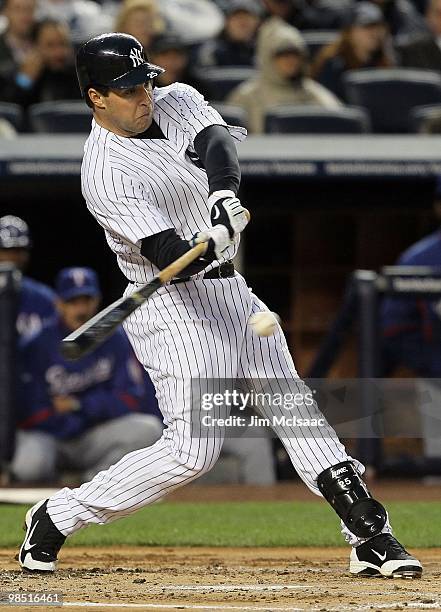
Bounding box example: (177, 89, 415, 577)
(317, 461, 387, 539)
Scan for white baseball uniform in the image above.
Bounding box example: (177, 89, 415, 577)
(47, 83, 391, 546)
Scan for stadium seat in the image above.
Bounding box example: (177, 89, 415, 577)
(264, 105, 371, 134)
(0, 102, 23, 131)
(409, 104, 441, 133)
(302, 30, 339, 59)
(210, 103, 248, 128)
(199, 66, 256, 101)
(343, 68, 441, 133)
(28, 101, 92, 133)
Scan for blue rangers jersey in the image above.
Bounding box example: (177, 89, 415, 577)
(18, 277, 57, 340)
(18, 320, 160, 439)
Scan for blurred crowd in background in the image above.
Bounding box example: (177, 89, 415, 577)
(2, 0, 441, 133)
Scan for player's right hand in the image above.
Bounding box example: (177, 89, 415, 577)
(190, 225, 232, 260)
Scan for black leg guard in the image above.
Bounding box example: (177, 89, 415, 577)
(317, 461, 387, 539)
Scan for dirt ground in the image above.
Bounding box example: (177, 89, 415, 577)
(1, 481, 440, 612)
(1, 546, 440, 611)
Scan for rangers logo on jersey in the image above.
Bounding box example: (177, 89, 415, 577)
(129, 48, 144, 67)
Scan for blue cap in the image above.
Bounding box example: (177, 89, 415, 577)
(56, 267, 101, 301)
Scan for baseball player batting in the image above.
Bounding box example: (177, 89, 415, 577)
(19, 32, 421, 579)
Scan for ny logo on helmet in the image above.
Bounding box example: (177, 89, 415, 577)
(129, 48, 144, 67)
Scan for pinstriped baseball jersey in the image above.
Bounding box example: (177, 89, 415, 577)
(81, 83, 246, 284)
(47, 81, 392, 550)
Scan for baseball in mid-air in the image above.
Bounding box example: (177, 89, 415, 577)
(249, 311, 280, 337)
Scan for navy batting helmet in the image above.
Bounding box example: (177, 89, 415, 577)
(0, 216, 32, 249)
(75, 32, 165, 98)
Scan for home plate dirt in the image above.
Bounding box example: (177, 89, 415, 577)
(1, 547, 440, 611)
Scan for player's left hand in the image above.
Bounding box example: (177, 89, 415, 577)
(208, 190, 249, 238)
(190, 225, 232, 260)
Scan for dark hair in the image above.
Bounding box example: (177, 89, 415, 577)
(85, 85, 110, 109)
(312, 26, 392, 77)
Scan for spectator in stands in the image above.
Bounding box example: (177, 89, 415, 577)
(312, 2, 394, 101)
(115, 0, 165, 52)
(366, 0, 426, 40)
(381, 181, 441, 461)
(159, 0, 224, 45)
(196, 0, 261, 68)
(149, 34, 205, 93)
(227, 17, 341, 133)
(1, 18, 80, 107)
(36, 0, 114, 45)
(0, 0, 37, 93)
(0, 215, 56, 340)
(12, 267, 163, 483)
(398, 0, 441, 70)
(262, 0, 351, 30)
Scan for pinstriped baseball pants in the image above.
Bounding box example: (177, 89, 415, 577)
(47, 273, 390, 546)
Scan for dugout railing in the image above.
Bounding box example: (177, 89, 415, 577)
(307, 266, 441, 470)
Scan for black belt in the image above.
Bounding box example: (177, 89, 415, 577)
(170, 261, 235, 285)
(128, 261, 235, 286)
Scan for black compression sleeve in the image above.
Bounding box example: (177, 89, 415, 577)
(140, 229, 215, 277)
(193, 124, 241, 195)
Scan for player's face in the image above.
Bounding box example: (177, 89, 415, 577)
(92, 82, 154, 137)
(58, 295, 100, 331)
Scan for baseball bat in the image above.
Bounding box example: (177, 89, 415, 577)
(60, 242, 207, 360)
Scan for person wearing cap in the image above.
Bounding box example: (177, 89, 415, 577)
(312, 1, 394, 102)
(0, 215, 56, 340)
(11, 266, 163, 483)
(380, 181, 441, 463)
(196, 0, 261, 68)
(227, 16, 341, 133)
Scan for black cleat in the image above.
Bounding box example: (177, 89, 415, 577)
(18, 499, 66, 572)
(350, 533, 422, 579)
